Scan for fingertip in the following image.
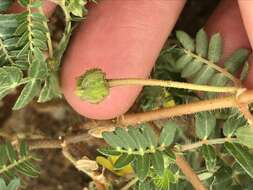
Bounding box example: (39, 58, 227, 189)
(205, 0, 251, 60)
(238, 0, 253, 48)
(61, 0, 186, 119)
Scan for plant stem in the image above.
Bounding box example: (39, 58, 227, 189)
(38, 7, 53, 58)
(108, 79, 240, 93)
(121, 177, 138, 190)
(178, 138, 237, 152)
(117, 90, 253, 126)
(27, 133, 90, 149)
(237, 103, 253, 127)
(176, 155, 207, 190)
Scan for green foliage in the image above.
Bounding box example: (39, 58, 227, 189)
(223, 117, 245, 137)
(225, 143, 253, 178)
(0, 0, 91, 109)
(0, 141, 40, 180)
(195, 111, 216, 140)
(235, 127, 253, 148)
(0, 178, 20, 190)
(165, 29, 249, 95)
(201, 144, 216, 172)
(0, 0, 12, 12)
(99, 124, 178, 187)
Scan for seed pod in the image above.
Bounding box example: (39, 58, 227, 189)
(75, 68, 109, 104)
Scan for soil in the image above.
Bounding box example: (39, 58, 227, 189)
(0, 0, 220, 189)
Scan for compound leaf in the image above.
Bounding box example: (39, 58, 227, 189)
(225, 142, 253, 178)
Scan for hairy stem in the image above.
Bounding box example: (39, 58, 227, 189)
(237, 103, 253, 127)
(117, 90, 253, 126)
(108, 79, 240, 93)
(176, 155, 207, 190)
(178, 138, 237, 152)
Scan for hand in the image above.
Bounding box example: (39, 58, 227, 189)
(9, 0, 253, 120)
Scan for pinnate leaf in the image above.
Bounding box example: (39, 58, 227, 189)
(225, 142, 253, 178)
(235, 127, 253, 148)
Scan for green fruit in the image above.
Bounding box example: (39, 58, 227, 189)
(75, 68, 109, 104)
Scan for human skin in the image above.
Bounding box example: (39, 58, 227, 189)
(61, 0, 186, 119)
(9, 0, 253, 120)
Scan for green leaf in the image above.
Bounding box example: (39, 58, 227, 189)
(211, 166, 233, 190)
(38, 74, 62, 103)
(128, 127, 146, 154)
(209, 73, 228, 87)
(18, 0, 29, 6)
(7, 178, 20, 190)
(153, 169, 176, 190)
(224, 48, 249, 74)
(133, 154, 150, 181)
(207, 73, 228, 98)
(240, 61, 249, 81)
(28, 57, 48, 80)
(0, 178, 7, 190)
(20, 141, 29, 157)
(236, 127, 253, 148)
(175, 54, 192, 71)
(114, 128, 137, 150)
(113, 153, 135, 170)
(97, 147, 121, 156)
(15, 162, 39, 177)
(181, 59, 203, 78)
(0, 0, 12, 12)
(5, 142, 17, 163)
(13, 79, 41, 110)
(30, 0, 42, 8)
(142, 124, 157, 149)
(0, 145, 7, 166)
(102, 131, 125, 150)
(128, 127, 149, 152)
(136, 180, 153, 190)
(0, 66, 23, 100)
(208, 33, 222, 63)
(224, 142, 253, 178)
(195, 111, 216, 139)
(159, 121, 177, 147)
(196, 28, 208, 58)
(201, 144, 216, 172)
(150, 151, 164, 176)
(193, 65, 215, 84)
(223, 118, 244, 137)
(176, 30, 195, 52)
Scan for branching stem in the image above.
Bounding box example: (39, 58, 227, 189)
(176, 155, 207, 190)
(178, 138, 237, 152)
(117, 90, 253, 126)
